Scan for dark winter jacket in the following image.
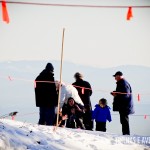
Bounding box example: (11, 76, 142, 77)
(62, 102, 85, 129)
(35, 69, 58, 107)
(113, 79, 134, 115)
(72, 79, 92, 109)
(62, 102, 84, 118)
(92, 104, 112, 123)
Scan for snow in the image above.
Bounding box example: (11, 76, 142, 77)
(0, 119, 150, 150)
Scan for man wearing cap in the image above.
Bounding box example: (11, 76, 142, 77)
(72, 72, 93, 130)
(111, 71, 134, 135)
(35, 63, 58, 126)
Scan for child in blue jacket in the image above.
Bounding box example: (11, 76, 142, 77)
(92, 98, 112, 132)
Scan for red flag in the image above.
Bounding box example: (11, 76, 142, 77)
(137, 94, 140, 102)
(34, 81, 36, 88)
(8, 76, 12, 81)
(2, 1, 10, 23)
(12, 115, 15, 120)
(81, 88, 84, 94)
(144, 115, 147, 119)
(127, 7, 133, 21)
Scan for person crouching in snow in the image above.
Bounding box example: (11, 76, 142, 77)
(62, 97, 85, 129)
(92, 98, 112, 132)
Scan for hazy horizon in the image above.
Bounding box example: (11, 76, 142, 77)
(1, 59, 150, 69)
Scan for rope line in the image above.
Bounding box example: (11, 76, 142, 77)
(0, 112, 149, 119)
(0, 1, 150, 8)
(0, 75, 150, 96)
(0, 76, 150, 95)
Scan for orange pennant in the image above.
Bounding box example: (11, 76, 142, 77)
(144, 115, 147, 119)
(8, 76, 12, 81)
(34, 81, 36, 88)
(81, 88, 84, 94)
(12, 115, 15, 120)
(2, 1, 10, 23)
(137, 94, 140, 102)
(127, 7, 133, 21)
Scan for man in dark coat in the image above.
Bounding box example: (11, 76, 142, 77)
(111, 71, 134, 135)
(72, 72, 93, 130)
(35, 63, 58, 126)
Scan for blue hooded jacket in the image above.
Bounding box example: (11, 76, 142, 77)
(92, 104, 112, 122)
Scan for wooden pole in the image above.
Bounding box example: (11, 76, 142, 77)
(56, 28, 65, 127)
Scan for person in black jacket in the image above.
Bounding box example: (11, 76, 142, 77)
(72, 72, 93, 130)
(62, 97, 85, 129)
(111, 71, 134, 135)
(35, 63, 58, 126)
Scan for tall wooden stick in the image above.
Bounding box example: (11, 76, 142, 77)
(56, 28, 65, 127)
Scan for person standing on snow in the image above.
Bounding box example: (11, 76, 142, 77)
(111, 71, 134, 135)
(34, 63, 58, 126)
(92, 98, 112, 132)
(72, 72, 93, 130)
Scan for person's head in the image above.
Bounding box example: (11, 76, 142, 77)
(74, 72, 83, 80)
(113, 71, 123, 81)
(68, 97, 75, 106)
(45, 63, 54, 72)
(99, 98, 107, 108)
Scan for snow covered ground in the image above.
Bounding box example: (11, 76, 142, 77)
(0, 119, 150, 150)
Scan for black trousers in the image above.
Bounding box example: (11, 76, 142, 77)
(119, 112, 130, 135)
(39, 107, 55, 126)
(96, 122, 106, 132)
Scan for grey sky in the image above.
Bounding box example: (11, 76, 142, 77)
(0, 0, 150, 68)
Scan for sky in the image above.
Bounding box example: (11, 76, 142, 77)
(0, 0, 150, 68)
(0, 119, 150, 150)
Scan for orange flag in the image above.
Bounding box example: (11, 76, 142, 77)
(2, 1, 10, 23)
(127, 7, 133, 20)
(8, 76, 12, 81)
(34, 81, 37, 88)
(81, 88, 84, 94)
(12, 115, 15, 120)
(144, 115, 147, 119)
(137, 94, 140, 102)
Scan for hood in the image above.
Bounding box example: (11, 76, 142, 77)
(45, 63, 54, 72)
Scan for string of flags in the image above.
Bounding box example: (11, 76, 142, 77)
(0, 111, 149, 121)
(0, 75, 150, 103)
(1, 0, 150, 24)
(0, 111, 18, 120)
(0, 75, 149, 120)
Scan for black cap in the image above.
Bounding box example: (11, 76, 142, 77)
(45, 63, 54, 72)
(113, 71, 123, 77)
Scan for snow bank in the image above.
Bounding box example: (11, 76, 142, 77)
(0, 119, 150, 150)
